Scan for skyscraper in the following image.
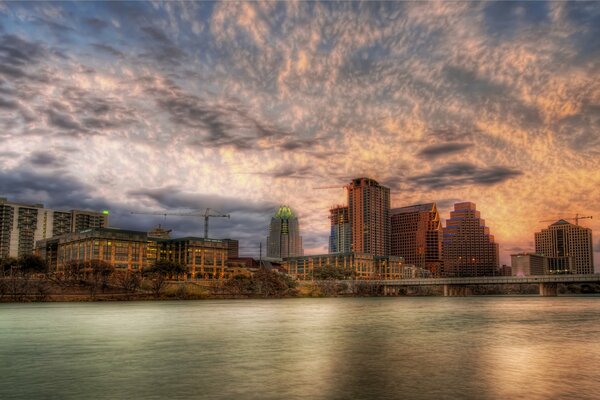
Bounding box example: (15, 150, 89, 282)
(266, 205, 303, 259)
(0, 197, 108, 259)
(347, 177, 390, 256)
(390, 203, 442, 275)
(329, 205, 351, 254)
(535, 220, 594, 274)
(442, 202, 499, 277)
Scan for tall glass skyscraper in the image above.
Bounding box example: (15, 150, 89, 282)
(266, 205, 303, 259)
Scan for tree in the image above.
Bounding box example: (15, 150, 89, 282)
(222, 274, 254, 296)
(142, 260, 186, 298)
(0, 257, 19, 277)
(252, 268, 296, 297)
(313, 264, 352, 280)
(114, 270, 142, 299)
(18, 254, 48, 276)
(88, 260, 115, 298)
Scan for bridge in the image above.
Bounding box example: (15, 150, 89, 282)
(307, 274, 600, 296)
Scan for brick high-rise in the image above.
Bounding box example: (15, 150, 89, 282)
(390, 203, 442, 275)
(347, 178, 390, 256)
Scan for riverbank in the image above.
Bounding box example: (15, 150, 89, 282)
(2, 277, 600, 302)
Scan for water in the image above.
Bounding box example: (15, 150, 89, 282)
(1, 297, 599, 400)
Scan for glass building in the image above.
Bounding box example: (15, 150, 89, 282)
(266, 205, 303, 259)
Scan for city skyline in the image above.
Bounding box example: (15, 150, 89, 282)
(1, 2, 599, 266)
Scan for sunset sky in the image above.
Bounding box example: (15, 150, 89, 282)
(0, 1, 599, 266)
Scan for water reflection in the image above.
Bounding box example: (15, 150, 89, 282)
(1, 298, 599, 399)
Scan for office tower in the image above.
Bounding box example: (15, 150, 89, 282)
(535, 220, 594, 274)
(347, 177, 390, 256)
(390, 203, 442, 275)
(511, 253, 548, 276)
(329, 205, 351, 254)
(0, 197, 108, 259)
(266, 205, 303, 259)
(442, 202, 499, 277)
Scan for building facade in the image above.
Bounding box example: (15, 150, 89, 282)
(442, 202, 500, 277)
(329, 205, 351, 254)
(222, 239, 239, 259)
(535, 220, 594, 274)
(347, 178, 390, 256)
(511, 253, 548, 276)
(390, 203, 442, 275)
(283, 252, 404, 280)
(36, 228, 229, 279)
(266, 205, 303, 259)
(0, 198, 108, 259)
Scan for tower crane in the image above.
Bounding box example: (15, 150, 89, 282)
(130, 208, 230, 239)
(539, 214, 593, 226)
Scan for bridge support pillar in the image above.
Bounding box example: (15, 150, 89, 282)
(443, 285, 471, 297)
(539, 283, 558, 296)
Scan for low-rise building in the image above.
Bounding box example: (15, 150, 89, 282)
(511, 253, 547, 276)
(36, 228, 228, 279)
(282, 252, 404, 280)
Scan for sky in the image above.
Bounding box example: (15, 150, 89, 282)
(0, 1, 599, 266)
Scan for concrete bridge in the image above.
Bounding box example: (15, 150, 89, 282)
(316, 274, 600, 297)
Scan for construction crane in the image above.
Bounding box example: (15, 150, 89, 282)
(539, 214, 593, 226)
(130, 208, 230, 239)
(312, 184, 349, 190)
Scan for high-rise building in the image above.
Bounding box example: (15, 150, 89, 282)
(390, 203, 443, 275)
(535, 220, 594, 274)
(442, 202, 499, 277)
(71, 210, 108, 232)
(347, 178, 390, 256)
(0, 197, 108, 259)
(266, 205, 303, 259)
(511, 253, 548, 276)
(329, 205, 351, 254)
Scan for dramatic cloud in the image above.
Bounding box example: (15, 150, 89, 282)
(418, 143, 473, 159)
(0, 1, 599, 264)
(408, 163, 523, 190)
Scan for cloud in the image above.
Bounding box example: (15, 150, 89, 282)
(84, 18, 109, 31)
(0, 34, 48, 81)
(418, 142, 473, 159)
(91, 43, 124, 58)
(139, 26, 186, 64)
(27, 151, 65, 168)
(408, 162, 523, 190)
(46, 108, 83, 132)
(0, 97, 18, 109)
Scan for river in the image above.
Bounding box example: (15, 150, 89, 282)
(1, 297, 599, 399)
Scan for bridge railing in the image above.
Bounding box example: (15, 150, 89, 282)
(297, 274, 600, 286)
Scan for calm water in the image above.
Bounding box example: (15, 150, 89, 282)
(1, 297, 599, 400)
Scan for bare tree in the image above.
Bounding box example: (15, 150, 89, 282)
(114, 270, 142, 299)
(142, 260, 186, 299)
